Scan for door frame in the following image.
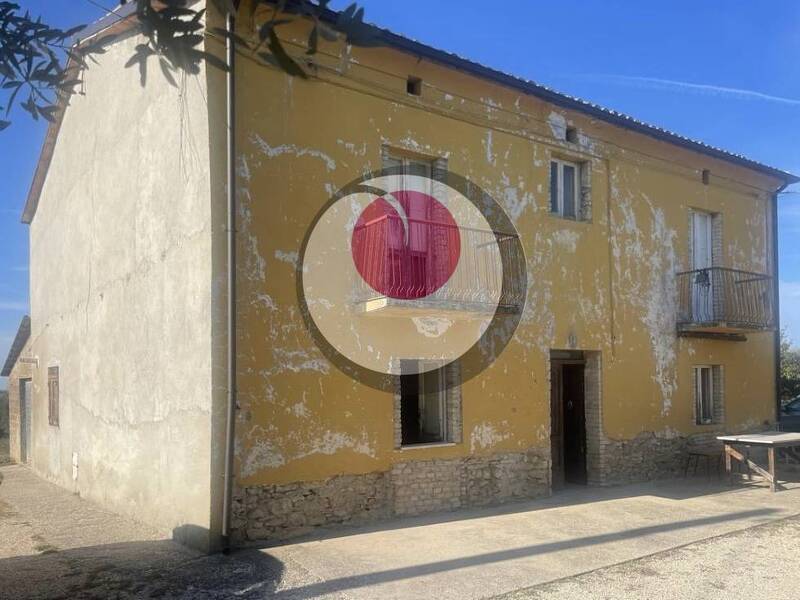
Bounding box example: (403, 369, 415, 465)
(19, 377, 32, 465)
(550, 354, 588, 488)
(691, 210, 715, 322)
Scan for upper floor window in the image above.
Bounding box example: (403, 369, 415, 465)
(550, 159, 582, 220)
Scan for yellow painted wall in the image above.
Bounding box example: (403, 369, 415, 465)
(229, 12, 782, 487)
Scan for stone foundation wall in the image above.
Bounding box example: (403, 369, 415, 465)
(231, 472, 389, 542)
(392, 449, 550, 516)
(234, 448, 550, 543)
(591, 433, 688, 485)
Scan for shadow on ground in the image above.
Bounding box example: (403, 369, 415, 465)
(0, 541, 285, 600)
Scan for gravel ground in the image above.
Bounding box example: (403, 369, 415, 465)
(0, 436, 10, 465)
(498, 514, 800, 600)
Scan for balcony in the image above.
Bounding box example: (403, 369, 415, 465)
(351, 213, 525, 316)
(676, 267, 774, 338)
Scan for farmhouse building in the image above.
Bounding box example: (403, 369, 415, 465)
(3, 2, 796, 551)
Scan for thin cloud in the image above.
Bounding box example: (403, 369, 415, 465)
(9, 266, 28, 272)
(577, 74, 800, 107)
(0, 301, 28, 311)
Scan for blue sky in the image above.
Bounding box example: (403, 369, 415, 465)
(2, 1, 800, 389)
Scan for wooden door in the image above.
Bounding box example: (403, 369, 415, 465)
(550, 364, 565, 489)
(562, 364, 587, 485)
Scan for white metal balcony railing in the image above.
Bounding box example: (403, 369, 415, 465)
(676, 267, 774, 331)
(351, 213, 525, 313)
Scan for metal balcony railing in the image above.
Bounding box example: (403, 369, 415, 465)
(676, 267, 774, 331)
(352, 213, 525, 312)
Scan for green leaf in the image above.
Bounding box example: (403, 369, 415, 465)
(38, 104, 58, 122)
(337, 2, 357, 26)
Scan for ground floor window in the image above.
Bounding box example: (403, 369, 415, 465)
(397, 360, 461, 446)
(694, 365, 723, 425)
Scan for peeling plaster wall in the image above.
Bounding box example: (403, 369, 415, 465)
(27, 33, 220, 550)
(232, 15, 780, 494)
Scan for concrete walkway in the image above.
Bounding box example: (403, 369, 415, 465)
(264, 475, 800, 599)
(1, 463, 800, 599)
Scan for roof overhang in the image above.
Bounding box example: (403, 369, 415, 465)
(1, 316, 31, 377)
(21, 3, 140, 224)
(19, 1, 799, 225)
(322, 7, 798, 189)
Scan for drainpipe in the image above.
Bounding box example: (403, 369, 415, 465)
(773, 183, 788, 428)
(221, 6, 237, 552)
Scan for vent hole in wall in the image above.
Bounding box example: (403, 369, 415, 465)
(565, 127, 578, 143)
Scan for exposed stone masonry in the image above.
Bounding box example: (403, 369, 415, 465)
(233, 448, 550, 542)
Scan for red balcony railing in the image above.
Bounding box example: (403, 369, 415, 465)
(352, 213, 524, 312)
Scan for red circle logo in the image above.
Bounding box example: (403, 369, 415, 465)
(351, 190, 461, 300)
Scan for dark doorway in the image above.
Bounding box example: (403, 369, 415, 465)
(550, 354, 587, 488)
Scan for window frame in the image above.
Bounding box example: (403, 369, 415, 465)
(396, 358, 463, 449)
(48, 365, 59, 427)
(549, 158, 581, 220)
(694, 365, 714, 425)
(400, 361, 449, 447)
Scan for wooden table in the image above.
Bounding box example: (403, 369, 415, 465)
(717, 431, 800, 492)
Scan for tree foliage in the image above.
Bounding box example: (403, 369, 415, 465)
(0, 0, 373, 130)
(780, 328, 800, 402)
(0, 1, 107, 131)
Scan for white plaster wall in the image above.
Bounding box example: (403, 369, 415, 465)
(27, 32, 218, 547)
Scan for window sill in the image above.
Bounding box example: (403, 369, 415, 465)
(546, 212, 591, 225)
(399, 442, 457, 451)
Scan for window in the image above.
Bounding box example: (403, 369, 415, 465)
(399, 360, 460, 446)
(382, 152, 433, 183)
(694, 365, 723, 425)
(550, 159, 580, 219)
(48, 366, 59, 427)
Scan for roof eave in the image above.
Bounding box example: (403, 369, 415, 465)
(21, 4, 139, 225)
(1, 316, 31, 377)
(20, 2, 799, 227)
(312, 5, 798, 188)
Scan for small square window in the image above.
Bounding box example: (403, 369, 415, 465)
(550, 159, 580, 220)
(406, 76, 422, 96)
